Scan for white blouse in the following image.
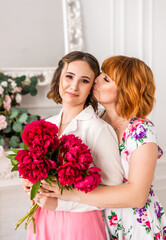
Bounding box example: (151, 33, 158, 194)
(46, 105, 124, 212)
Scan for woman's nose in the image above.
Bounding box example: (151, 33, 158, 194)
(71, 80, 78, 91)
(94, 77, 98, 84)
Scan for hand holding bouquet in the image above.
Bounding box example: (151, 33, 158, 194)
(8, 119, 101, 233)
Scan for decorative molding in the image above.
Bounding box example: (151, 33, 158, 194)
(62, 0, 83, 53)
(110, 0, 115, 55)
(0, 152, 19, 181)
(148, 0, 153, 69)
(0, 164, 19, 180)
(138, 0, 144, 59)
(119, 0, 125, 54)
(0, 67, 55, 86)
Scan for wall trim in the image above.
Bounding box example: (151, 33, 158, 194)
(0, 67, 56, 86)
(62, 0, 83, 53)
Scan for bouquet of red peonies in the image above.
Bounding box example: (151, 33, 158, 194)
(8, 119, 101, 233)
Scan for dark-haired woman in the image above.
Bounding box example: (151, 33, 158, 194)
(22, 51, 123, 240)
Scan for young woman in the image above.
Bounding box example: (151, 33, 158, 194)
(22, 51, 124, 240)
(41, 55, 166, 239)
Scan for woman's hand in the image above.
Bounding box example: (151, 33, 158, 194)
(22, 178, 32, 194)
(34, 192, 58, 211)
(39, 179, 61, 198)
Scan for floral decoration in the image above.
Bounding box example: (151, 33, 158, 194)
(0, 72, 40, 150)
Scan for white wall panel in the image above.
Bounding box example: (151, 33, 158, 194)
(80, 0, 166, 210)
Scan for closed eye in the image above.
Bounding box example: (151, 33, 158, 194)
(104, 77, 109, 82)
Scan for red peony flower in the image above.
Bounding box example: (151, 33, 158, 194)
(57, 162, 82, 186)
(21, 119, 59, 153)
(9, 123, 102, 233)
(74, 167, 101, 193)
(59, 134, 93, 170)
(15, 149, 57, 183)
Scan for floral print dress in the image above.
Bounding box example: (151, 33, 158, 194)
(104, 117, 166, 240)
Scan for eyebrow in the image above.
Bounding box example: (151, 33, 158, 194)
(66, 72, 90, 80)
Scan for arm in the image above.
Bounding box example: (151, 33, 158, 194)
(56, 142, 158, 209)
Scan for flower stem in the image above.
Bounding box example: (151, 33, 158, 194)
(15, 203, 38, 232)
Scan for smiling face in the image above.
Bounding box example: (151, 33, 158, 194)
(93, 72, 118, 107)
(59, 60, 95, 108)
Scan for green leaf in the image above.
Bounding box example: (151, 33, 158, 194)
(10, 107, 19, 118)
(11, 159, 18, 166)
(57, 179, 64, 195)
(30, 88, 37, 96)
(7, 153, 16, 160)
(18, 113, 28, 123)
(27, 115, 39, 123)
(23, 142, 29, 150)
(11, 165, 18, 172)
(48, 175, 55, 180)
(44, 178, 52, 187)
(19, 108, 27, 114)
(11, 147, 20, 154)
(9, 136, 20, 148)
(15, 76, 26, 88)
(19, 142, 24, 148)
(0, 135, 4, 146)
(22, 85, 30, 94)
(12, 121, 22, 132)
(0, 97, 3, 107)
(30, 76, 38, 86)
(2, 126, 11, 133)
(30, 181, 41, 200)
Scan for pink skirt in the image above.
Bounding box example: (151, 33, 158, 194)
(27, 208, 107, 240)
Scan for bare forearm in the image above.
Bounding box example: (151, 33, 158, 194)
(59, 184, 149, 209)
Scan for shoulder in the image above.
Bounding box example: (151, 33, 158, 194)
(124, 117, 155, 140)
(45, 114, 59, 124)
(88, 114, 118, 144)
(124, 117, 163, 158)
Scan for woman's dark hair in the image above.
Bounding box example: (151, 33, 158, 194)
(47, 51, 100, 111)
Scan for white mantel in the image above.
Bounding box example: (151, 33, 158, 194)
(0, 152, 31, 240)
(0, 151, 21, 189)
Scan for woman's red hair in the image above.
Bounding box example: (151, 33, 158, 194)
(101, 55, 155, 119)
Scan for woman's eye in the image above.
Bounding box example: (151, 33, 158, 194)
(66, 75, 73, 79)
(82, 79, 90, 84)
(104, 77, 109, 82)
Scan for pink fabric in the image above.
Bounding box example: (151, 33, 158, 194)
(27, 208, 107, 240)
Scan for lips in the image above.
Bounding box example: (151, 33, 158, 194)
(66, 92, 79, 97)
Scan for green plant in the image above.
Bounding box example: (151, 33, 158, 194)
(0, 72, 41, 149)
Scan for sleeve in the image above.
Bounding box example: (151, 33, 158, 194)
(127, 121, 163, 159)
(91, 124, 124, 185)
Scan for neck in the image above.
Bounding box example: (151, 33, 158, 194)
(61, 103, 84, 124)
(102, 106, 119, 127)
(102, 105, 129, 143)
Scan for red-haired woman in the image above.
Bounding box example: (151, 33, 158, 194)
(42, 56, 166, 239)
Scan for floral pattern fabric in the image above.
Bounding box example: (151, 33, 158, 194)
(105, 117, 166, 240)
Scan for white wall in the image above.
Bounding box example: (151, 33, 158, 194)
(80, 0, 166, 209)
(0, 0, 64, 68)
